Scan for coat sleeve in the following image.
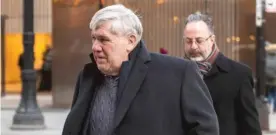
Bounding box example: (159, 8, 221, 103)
(236, 70, 262, 135)
(71, 70, 83, 108)
(181, 61, 219, 135)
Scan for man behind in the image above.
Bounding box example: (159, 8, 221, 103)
(62, 4, 219, 135)
(182, 13, 262, 135)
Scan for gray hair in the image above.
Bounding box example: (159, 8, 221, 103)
(184, 13, 214, 34)
(89, 4, 143, 44)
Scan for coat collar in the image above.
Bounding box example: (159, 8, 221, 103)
(113, 40, 151, 128)
(205, 53, 231, 78)
(215, 53, 231, 72)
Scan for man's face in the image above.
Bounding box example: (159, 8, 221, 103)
(183, 21, 215, 61)
(91, 21, 136, 76)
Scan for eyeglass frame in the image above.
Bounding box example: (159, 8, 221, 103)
(183, 35, 213, 46)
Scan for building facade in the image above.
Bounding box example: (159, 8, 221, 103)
(1, 0, 52, 93)
(1, 0, 275, 107)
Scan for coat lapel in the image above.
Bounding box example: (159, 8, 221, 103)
(205, 53, 230, 79)
(114, 42, 151, 128)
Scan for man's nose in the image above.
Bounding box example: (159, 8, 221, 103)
(92, 40, 102, 52)
(190, 41, 198, 49)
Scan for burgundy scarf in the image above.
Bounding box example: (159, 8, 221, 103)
(196, 44, 220, 75)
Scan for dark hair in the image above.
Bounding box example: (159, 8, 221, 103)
(184, 12, 214, 34)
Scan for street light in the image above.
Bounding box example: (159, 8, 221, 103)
(255, 0, 269, 130)
(255, 0, 266, 97)
(1, 15, 7, 97)
(11, 0, 45, 130)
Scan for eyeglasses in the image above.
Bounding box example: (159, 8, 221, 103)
(183, 35, 212, 45)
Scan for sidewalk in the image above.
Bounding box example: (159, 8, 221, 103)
(1, 109, 69, 135)
(1, 94, 69, 135)
(1, 94, 276, 135)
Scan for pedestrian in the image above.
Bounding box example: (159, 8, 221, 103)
(182, 12, 262, 135)
(38, 46, 53, 92)
(266, 45, 276, 112)
(62, 4, 219, 135)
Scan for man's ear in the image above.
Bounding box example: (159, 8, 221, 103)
(126, 34, 137, 52)
(211, 35, 216, 43)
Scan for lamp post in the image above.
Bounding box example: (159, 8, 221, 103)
(1, 15, 7, 97)
(256, 0, 266, 97)
(255, 0, 270, 131)
(11, 0, 45, 130)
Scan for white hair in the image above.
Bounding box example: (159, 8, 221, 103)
(89, 4, 143, 44)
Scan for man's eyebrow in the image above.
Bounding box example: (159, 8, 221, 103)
(184, 37, 205, 39)
(92, 33, 108, 38)
(184, 37, 193, 40)
(92, 34, 111, 41)
(97, 35, 110, 39)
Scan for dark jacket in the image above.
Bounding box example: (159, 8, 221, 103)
(204, 53, 262, 135)
(266, 51, 276, 83)
(62, 41, 219, 135)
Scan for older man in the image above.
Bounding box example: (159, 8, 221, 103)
(182, 13, 262, 135)
(62, 5, 219, 135)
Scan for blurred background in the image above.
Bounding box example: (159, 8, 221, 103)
(1, 0, 276, 134)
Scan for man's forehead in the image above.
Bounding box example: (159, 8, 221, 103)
(91, 27, 111, 37)
(185, 21, 209, 31)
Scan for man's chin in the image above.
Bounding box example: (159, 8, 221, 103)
(97, 67, 109, 75)
(96, 64, 107, 72)
(96, 65, 117, 76)
(190, 57, 205, 62)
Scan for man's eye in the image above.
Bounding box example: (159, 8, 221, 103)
(186, 40, 193, 44)
(196, 39, 205, 44)
(99, 38, 109, 42)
